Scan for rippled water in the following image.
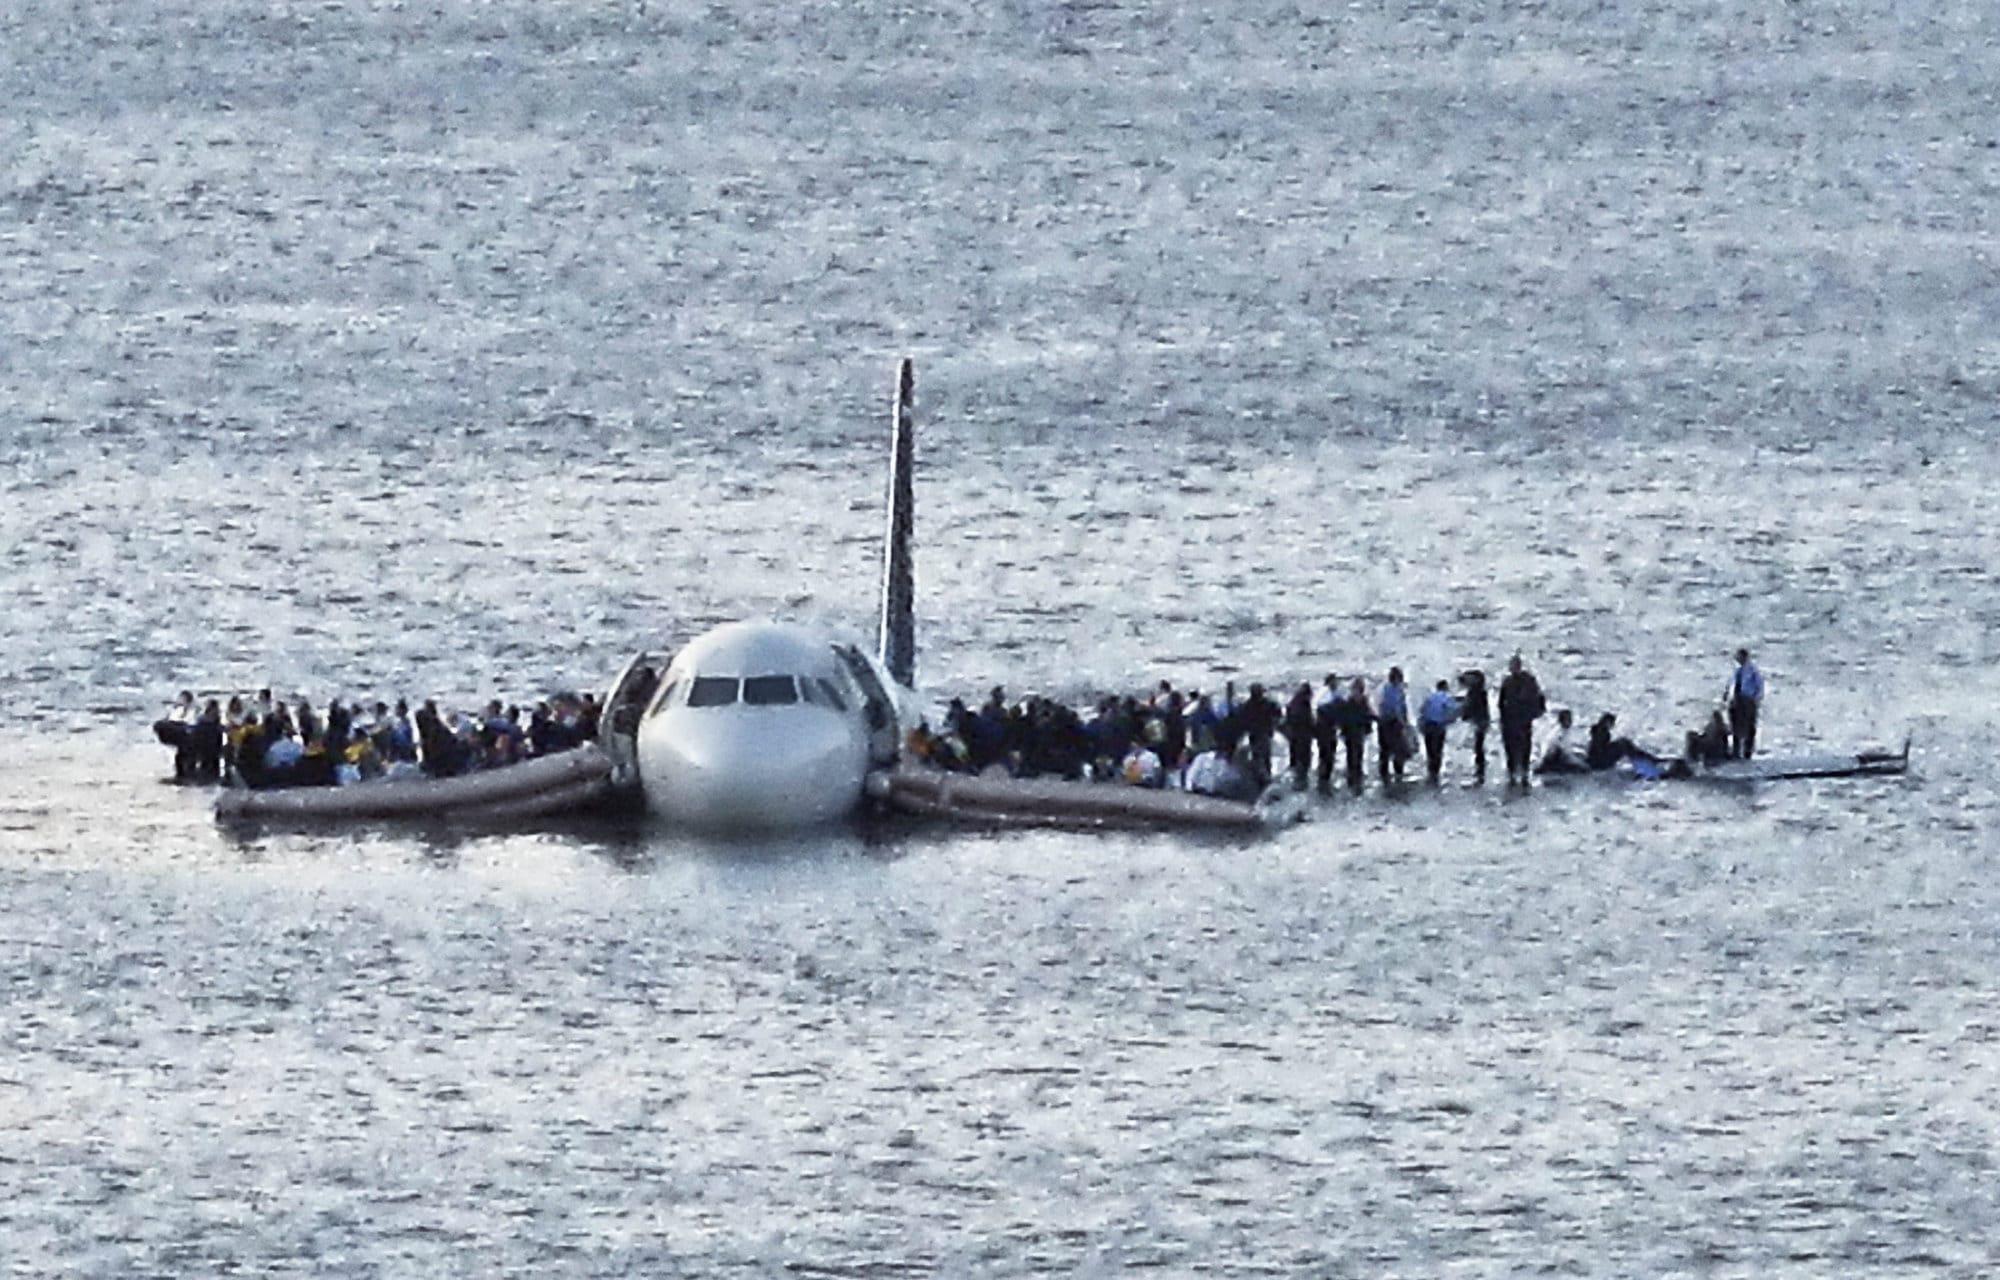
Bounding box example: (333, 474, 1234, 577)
(5, 1, 1999, 1274)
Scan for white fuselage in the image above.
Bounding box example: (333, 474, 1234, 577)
(630, 621, 904, 830)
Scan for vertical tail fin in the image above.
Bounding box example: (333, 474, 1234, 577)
(878, 358, 917, 688)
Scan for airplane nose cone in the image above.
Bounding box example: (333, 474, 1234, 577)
(638, 713, 862, 830)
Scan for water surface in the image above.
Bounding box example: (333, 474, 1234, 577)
(4, 1, 1997, 1273)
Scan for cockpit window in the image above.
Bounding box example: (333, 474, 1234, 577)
(644, 680, 680, 717)
(814, 677, 849, 712)
(742, 675, 798, 706)
(686, 677, 740, 708)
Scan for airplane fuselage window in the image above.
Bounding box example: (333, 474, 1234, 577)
(741, 675, 799, 706)
(686, 677, 741, 708)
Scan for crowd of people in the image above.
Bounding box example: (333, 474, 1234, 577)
(158, 650, 1769, 803)
(154, 688, 602, 789)
(907, 650, 1768, 800)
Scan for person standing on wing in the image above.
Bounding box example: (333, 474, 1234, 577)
(1727, 647, 1764, 758)
(1497, 654, 1547, 787)
(1313, 674, 1343, 794)
(1458, 669, 1491, 784)
(1418, 679, 1460, 784)
(1335, 677, 1375, 791)
(1283, 682, 1316, 791)
(1376, 667, 1413, 785)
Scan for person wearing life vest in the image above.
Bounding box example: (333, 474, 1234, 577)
(1120, 742, 1165, 788)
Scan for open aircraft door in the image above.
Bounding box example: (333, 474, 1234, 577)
(600, 649, 668, 791)
(834, 643, 902, 766)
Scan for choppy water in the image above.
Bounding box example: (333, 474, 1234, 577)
(5, 1, 1999, 1274)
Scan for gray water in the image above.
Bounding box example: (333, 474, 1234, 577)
(5, 1, 2000, 1274)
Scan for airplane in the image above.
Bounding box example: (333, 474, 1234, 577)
(595, 360, 922, 831)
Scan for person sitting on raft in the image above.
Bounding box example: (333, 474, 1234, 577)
(240, 713, 332, 788)
(907, 720, 972, 773)
(338, 733, 386, 786)
(1120, 742, 1165, 789)
(1183, 742, 1256, 802)
(1536, 708, 1589, 774)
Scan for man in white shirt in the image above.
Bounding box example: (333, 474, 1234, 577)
(1537, 708, 1587, 774)
(155, 690, 198, 779)
(1183, 747, 1227, 796)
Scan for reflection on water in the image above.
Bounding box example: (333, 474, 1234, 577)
(2, 737, 1987, 1272)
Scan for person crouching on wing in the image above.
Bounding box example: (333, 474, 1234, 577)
(1685, 709, 1733, 768)
(1537, 708, 1587, 774)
